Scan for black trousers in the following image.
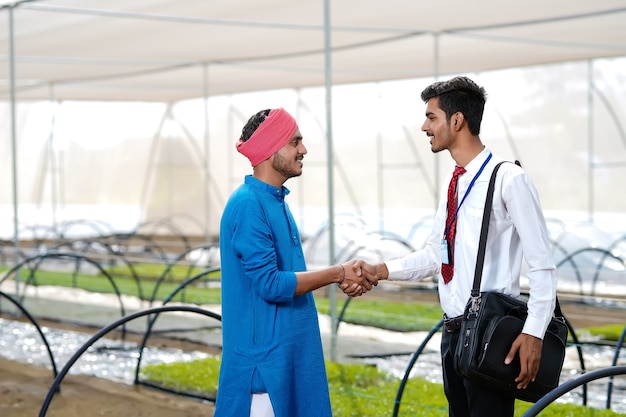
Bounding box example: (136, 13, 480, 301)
(441, 330, 515, 417)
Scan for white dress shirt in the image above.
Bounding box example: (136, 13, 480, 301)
(385, 147, 558, 339)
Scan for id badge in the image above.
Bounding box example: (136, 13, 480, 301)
(440, 239, 450, 264)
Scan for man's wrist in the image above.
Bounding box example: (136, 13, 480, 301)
(337, 264, 346, 284)
(376, 263, 389, 280)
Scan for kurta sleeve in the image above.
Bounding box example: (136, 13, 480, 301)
(229, 197, 297, 303)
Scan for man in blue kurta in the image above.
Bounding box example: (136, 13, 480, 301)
(215, 108, 376, 417)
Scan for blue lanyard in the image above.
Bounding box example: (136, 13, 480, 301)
(444, 152, 492, 238)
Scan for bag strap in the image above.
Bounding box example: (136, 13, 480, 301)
(471, 160, 564, 318)
(471, 161, 508, 296)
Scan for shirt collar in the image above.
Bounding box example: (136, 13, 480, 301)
(245, 175, 291, 200)
(463, 146, 492, 177)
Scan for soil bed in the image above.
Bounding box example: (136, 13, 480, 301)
(0, 358, 214, 417)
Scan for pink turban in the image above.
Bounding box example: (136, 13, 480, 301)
(236, 108, 298, 167)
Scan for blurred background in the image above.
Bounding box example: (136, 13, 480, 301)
(1, 4, 625, 414)
(1, 1, 625, 295)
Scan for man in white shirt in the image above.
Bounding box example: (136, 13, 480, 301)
(352, 76, 558, 417)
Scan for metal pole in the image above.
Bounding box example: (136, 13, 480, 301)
(433, 32, 441, 207)
(202, 63, 211, 242)
(8, 5, 21, 289)
(376, 131, 383, 231)
(375, 84, 384, 231)
(323, 0, 338, 362)
(587, 60, 594, 224)
(47, 85, 59, 234)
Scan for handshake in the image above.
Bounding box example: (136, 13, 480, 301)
(337, 260, 387, 297)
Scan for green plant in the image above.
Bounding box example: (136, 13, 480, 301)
(6, 269, 221, 304)
(315, 297, 443, 332)
(583, 324, 626, 342)
(3, 267, 621, 342)
(141, 358, 626, 416)
(105, 263, 218, 282)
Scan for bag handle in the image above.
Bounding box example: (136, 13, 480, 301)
(470, 160, 564, 317)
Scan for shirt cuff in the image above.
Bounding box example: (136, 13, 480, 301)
(522, 315, 546, 340)
(385, 259, 407, 280)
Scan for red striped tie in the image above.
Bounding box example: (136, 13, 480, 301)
(442, 166, 466, 283)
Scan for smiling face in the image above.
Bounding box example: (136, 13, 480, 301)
(421, 97, 455, 154)
(271, 128, 307, 179)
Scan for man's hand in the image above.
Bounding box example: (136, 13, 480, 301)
(505, 333, 543, 389)
(338, 260, 379, 297)
(354, 260, 376, 282)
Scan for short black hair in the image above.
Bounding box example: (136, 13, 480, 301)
(420, 76, 487, 135)
(240, 109, 271, 142)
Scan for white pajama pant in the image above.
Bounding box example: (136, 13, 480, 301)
(250, 393, 275, 417)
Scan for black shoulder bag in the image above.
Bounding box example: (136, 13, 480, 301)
(452, 161, 568, 403)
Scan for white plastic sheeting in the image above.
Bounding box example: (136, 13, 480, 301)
(1, 1, 625, 239)
(1, 1, 626, 101)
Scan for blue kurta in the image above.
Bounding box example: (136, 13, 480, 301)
(215, 175, 332, 417)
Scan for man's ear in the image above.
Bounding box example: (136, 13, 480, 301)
(452, 112, 464, 130)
